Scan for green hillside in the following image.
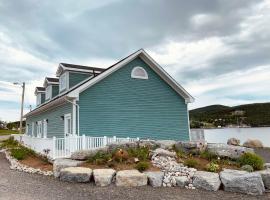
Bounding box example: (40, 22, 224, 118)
(190, 103, 270, 128)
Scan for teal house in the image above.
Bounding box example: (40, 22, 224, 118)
(24, 49, 194, 141)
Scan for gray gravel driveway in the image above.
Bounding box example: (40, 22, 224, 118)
(0, 153, 269, 200)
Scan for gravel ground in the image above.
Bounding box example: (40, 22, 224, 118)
(0, 153, 270, 200)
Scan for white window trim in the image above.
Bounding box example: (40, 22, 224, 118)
(32, 122, 35, 137)
(36, 93, 41, 106)
(59, 72, 69, 92)
(43, 119, 47, 138)
(37, 121, 42, 138)
(45, 85, 52, 100)
(64, 113, 72, 137)
(26, 124, 29, 135)
(131, 66, 148, 79)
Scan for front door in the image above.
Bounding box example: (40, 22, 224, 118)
(64, 114, 72, 137)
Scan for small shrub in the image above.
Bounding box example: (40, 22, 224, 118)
(238, 152, 264, 170)
(114, 149, 129, 163)
(184, 159, 198, 168)
(135, 161, 150, 172)
(200, 150, 217, 161)
(127, 147, 149, 161)
(10, 148, 27, 160)
(206, 162, 220, 172)
(241, 164, 254, 172)
(87, 151, 112, 165)
(0, 137, 19, 149)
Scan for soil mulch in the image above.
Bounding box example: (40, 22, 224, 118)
(19, 156, 53, 171)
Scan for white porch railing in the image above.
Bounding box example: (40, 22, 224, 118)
(12, 134, 139, 159)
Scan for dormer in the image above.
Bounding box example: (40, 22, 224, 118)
(56, 63, 105, 93)
(43, 77, 59, 101)
(35, 87, 45, 106)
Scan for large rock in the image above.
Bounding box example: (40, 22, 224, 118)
(193, 171, 221, 191)
(144, 171, 164, 187)
(174, 141, 207, 155)
(53, 158, 83, 178)
(259, 170, 270, 189)
(243, 139, 263, 148)
(220, 169, 265, 195)
(59, 167, 92, 183)
(116, 170, 147, 187)
(151, 148, 176, 158)
(175, 176, 189, 188)
(227, 138, 240, 146)
(107, 142, 137, 152)
(137, 140, 159, 149)
(155, 140, 176, 149)
(264, 163, 270, 170)
(71, 147, 108, 161)
(93, 169, 116, 186)
(207, 143, 254, 159)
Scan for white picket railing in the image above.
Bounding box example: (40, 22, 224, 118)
(12, 134, 139, 159)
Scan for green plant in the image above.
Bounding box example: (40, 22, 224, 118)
(200, 150, 217, 161)
(10, 148, 27, 160)
(127, 147, 149, 161)
(87, 151, 112, 165)
(238, 152, 264, 170)
(135, 161, 150, 172)
(0, 136, 19, 149)
(206, 162, 220, 172)
(184, 159, 198, 168)
(241, 164, 254, 172)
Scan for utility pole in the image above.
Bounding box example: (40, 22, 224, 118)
(14, 82, 25, 134)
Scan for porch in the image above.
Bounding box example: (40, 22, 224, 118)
(12, 134, 139, 160)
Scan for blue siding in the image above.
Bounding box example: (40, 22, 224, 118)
(26, 103, 72, 138)
(79, 57, 189, 141)
(69, 72, 91, 88)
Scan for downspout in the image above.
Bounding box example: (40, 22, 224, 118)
(64, 97, 80, 136)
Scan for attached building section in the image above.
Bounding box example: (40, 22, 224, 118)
(79, 57, 189, 141)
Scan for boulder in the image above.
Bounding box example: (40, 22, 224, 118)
(53, 158, 83, 178)
(227, 138, 240, 146)
(116, 170, 147, 187)
(207, 143, 254, 159)
(151, 148, 176, 158)
(137, 140, 159, 149)
(264, 163, 270, 170)
(174, 141, 207, 155)
(220, 169, 265, 195)
(144, 171, 164, 187)
(175, 176, 189, 188)
(155, 140, 176, 149)
(107, 142, 137, 152)
(259, 170, 270, 189)
(59, 167, 92, 183)
(193, 171, 221, 191)
(93, 169, 116, 186)
(71, 147, 108, 160)
(243, 139, 263, 148)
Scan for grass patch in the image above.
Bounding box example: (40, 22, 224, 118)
(135, 161, 150, 172)
(0, 129, 19, 135)
(126, 147, 150, 161)
(184, 158, 198, 168)
(0, 136, 19, 149)
(200, 150, 217, 161)
(206, 162, 220, 172)
(238, 152, 264, 170)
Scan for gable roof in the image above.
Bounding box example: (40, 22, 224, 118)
(24, 49, 194, 118)
(68, 49, 194, 103)
(36, 87, 45, 92)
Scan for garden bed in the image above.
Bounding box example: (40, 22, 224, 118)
(19, 156, 53, 171)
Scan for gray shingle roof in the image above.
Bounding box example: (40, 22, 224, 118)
(60, 63, 106, 72)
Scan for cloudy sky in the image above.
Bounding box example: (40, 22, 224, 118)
(0, 0, 270, 121)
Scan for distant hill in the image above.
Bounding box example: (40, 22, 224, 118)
(189, 103, 270, 128)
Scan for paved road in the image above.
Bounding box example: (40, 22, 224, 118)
(0, 153, 269, 200)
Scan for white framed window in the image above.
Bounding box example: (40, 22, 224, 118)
(131, 66, 148, 79)
(64, 113, 72, 137)
(32, 122, 35, 137)
(37, 121, 42, 138)
(36, 93, 41, 105)
(43, 119, 47, 138)
(45, 85, 52, 100)
(59, 72, 67, 91)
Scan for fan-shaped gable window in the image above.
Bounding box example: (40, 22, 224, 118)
(131, 66, 148, 79)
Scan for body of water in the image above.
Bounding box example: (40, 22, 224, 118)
(204, 127, 270, 147)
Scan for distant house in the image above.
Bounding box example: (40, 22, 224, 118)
(24, 49, 194, 141)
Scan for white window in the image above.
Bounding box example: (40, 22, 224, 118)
(64, 113, 72, 137)
(45, 85, 52, 100)
(32, 122, 35, 137)
(59, 72, 67, 91)
(43, 119, 47, 138)
(131, 66, 148, 79)
(37, 121, 42, 138)
(36, 93, 41, 105)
